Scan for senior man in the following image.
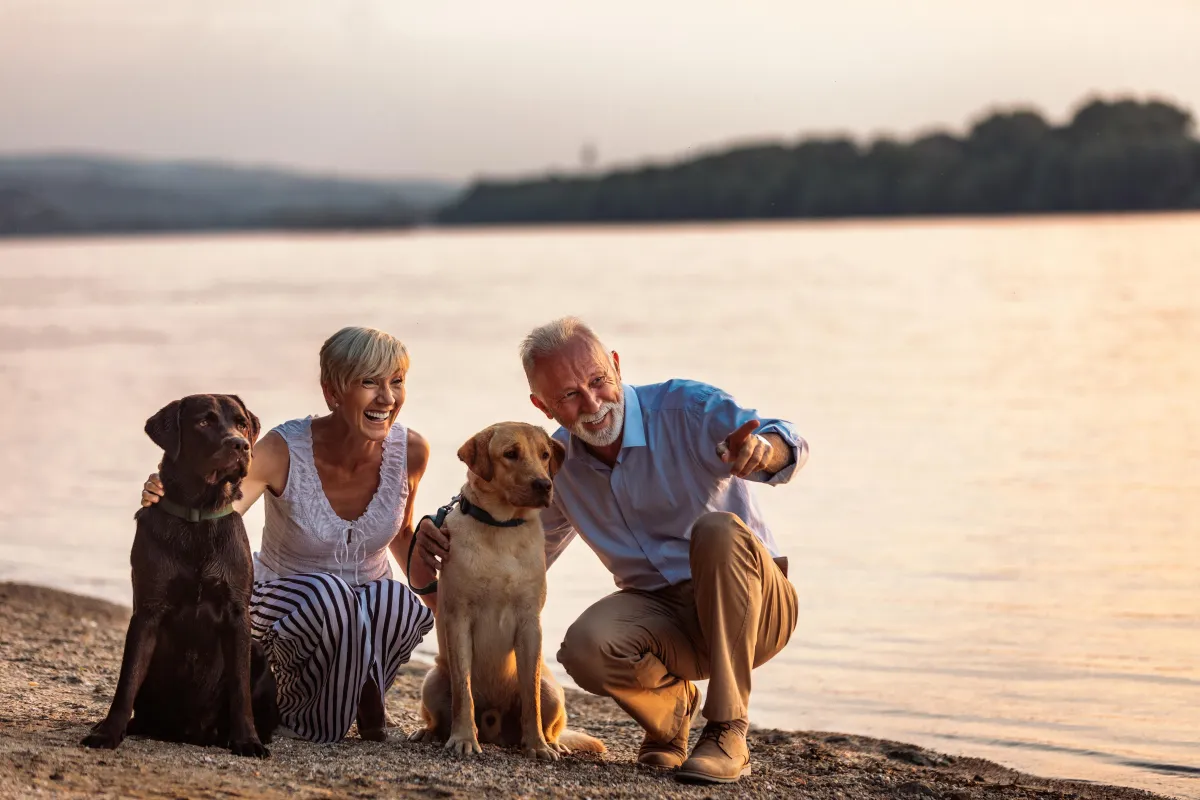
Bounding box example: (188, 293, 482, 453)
(418, 317, 807, 784)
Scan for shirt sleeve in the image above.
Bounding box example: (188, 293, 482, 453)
(540, 496, 578, 568)
(688, 383, 808, 485)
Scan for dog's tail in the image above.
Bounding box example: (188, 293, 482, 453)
(558, 728, 607, 754)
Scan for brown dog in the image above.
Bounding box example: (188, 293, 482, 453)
(410, 422, 605, 759)
(82, 394, 277, 757)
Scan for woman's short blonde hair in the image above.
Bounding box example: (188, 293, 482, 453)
(319, 327, 410, 401)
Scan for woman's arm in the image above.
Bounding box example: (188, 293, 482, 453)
(140, 430, 290, 515)
(233, 431, 288, 514)
(390, 428, 438, 613)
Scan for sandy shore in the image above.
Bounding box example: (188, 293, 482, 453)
(0, 581, 1170, 800)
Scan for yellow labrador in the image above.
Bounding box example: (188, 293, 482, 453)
(410, 422, 605, 760)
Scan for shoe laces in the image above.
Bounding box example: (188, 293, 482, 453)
(698, 720, 742, 751)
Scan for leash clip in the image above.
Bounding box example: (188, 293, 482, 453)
(406, 494, 461, 596)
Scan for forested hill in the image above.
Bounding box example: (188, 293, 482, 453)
(439, 97, 1200, 225)
(0, 156, 461, 237)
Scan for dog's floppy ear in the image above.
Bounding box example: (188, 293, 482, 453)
(457, 428, 496, 482)
(548, 435, 566, 478)
(145, 399, 183, 461)
(228, 394, 261, 444)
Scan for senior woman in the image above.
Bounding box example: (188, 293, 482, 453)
(141, 326, 436, 743)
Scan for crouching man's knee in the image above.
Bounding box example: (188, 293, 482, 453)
(689, 511, 753, 566)
(557, 617, 608, 696)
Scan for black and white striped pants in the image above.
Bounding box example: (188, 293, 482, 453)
(250, 572, 434, 744)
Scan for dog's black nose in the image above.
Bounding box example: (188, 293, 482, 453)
(225, 435, 250, 453)
(531, 478, 552, 495)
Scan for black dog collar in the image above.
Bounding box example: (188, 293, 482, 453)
(407, 493, 527, 597)
(456, 495, 527, 529)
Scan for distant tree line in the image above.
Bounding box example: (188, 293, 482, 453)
(438, 97, 1200, 224)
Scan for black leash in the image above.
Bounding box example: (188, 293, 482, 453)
(406, 493, 527, 597)
(407, 495, 457, 596)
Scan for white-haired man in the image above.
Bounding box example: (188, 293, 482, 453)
(418, 317, 806, 784)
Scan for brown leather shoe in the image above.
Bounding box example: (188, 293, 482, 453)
(636, 682, 700, 768)
(675, 719, 751, 784)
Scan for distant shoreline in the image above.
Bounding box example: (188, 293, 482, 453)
(5, 96, 1199, 238)
(2, 207, 1200, 243)
(437, 98, 1200, 227)
(0, 581, 1171, 800)
(0, 154, 461, 239)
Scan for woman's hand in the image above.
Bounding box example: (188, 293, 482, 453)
(141, 473, 164, 507)
(416, 517, 450, 574)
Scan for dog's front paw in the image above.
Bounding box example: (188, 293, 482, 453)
(81, 723, 124, 750)
(549, 740, 572, 755)
(445, 732, 482, 756)
(230, 737, 270, 759)
(409, 727, 442, 744)
(523, 739, 561, 762)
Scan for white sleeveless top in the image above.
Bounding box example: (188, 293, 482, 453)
(254, 416, 408, 586)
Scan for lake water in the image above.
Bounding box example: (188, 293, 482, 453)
(1, 217, 1197, 798)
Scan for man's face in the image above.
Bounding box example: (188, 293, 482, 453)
(529, 336, 625, 448)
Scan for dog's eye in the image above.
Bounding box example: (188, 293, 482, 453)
(541, 451, 550, 460)
(236, 421, 248, 430)
(198, 420, 209, 428)
(504, 449, 518, 460)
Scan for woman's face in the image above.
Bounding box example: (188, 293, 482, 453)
(327, 370, 406, 441)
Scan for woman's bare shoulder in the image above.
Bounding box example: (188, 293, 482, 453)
(256, 428, 289, 457)
(405, 428, 430, 479)
(251, 429, 291, 493)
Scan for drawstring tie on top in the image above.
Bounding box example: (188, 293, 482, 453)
(332, 525, 365, 586)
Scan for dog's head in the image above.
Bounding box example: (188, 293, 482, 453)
(457, 422, 566, 509)
(145, 394, 261, 485)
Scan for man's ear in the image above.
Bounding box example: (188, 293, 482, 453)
(228, 394, 261, 443)
(145, 399, 183, 461)
(611, 350, 621, 380)
(457, 428, 496, 482)
(548, 436, 566, 477)
(530, 394, 555, 420)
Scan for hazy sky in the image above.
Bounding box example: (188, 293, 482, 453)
(2, 0, 1198, 180)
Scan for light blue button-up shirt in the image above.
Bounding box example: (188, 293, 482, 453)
(541, 379, 807, 591)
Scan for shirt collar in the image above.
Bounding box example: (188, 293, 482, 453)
(619, 383, 646, 449)
(566, 383, 645, 465)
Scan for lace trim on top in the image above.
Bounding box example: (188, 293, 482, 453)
(264, 416, 407, 585)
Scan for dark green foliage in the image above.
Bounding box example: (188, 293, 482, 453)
(440, 96, 1200, 224)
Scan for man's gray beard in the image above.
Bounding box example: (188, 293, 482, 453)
(569, 398, 625, 447)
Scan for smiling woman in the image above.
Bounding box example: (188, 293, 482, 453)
(139, 326, 436, 745)
(318, 327, 411, 433)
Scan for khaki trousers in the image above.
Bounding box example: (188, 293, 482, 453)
(557, 511, 798, 743)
